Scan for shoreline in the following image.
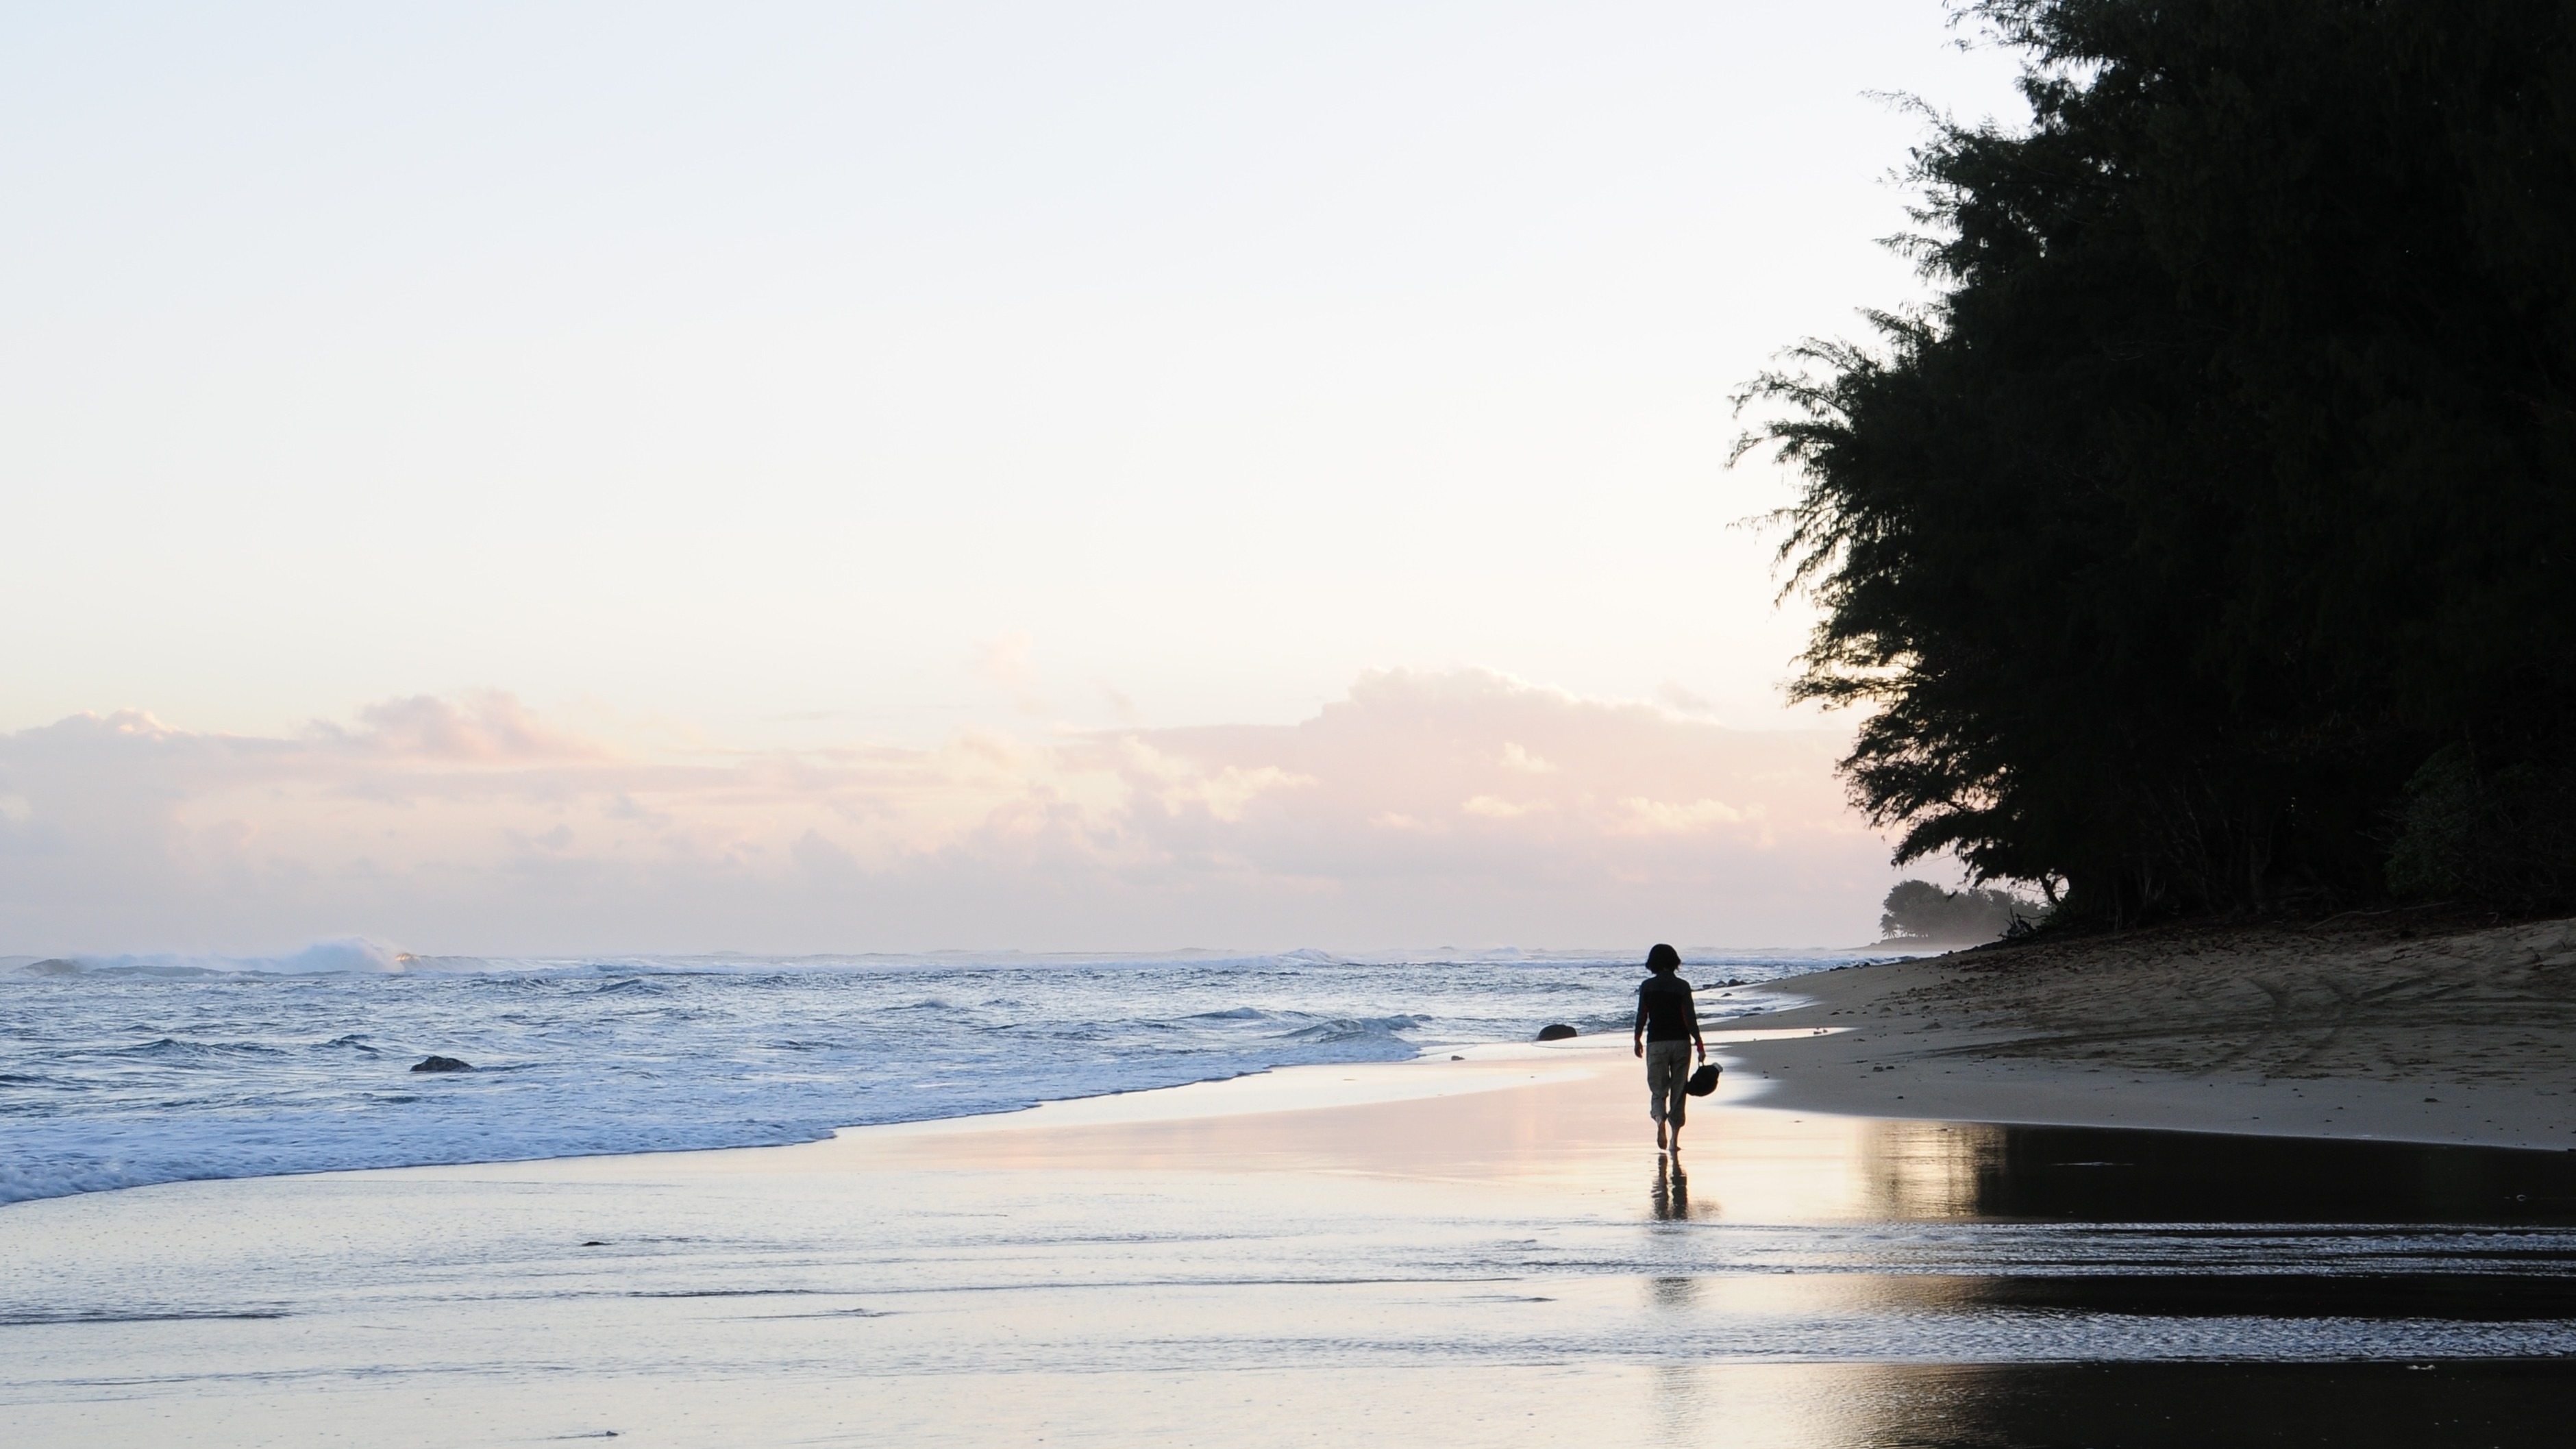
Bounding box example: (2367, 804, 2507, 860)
(424, 1025, 1869, 1197)
(1723, 915, 2576, 1152)
(497, 908, 2576, 1182)
(16, 915, 2576, 1217)
(15, 973, 2576, 1447)
(0, 948, 1872, 1211)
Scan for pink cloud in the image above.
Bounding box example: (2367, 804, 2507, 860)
(325, 690, 612, 763)
(0, 671, 1900, 954)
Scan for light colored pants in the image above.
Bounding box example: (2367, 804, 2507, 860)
(1645, 1039, 1694, 1127)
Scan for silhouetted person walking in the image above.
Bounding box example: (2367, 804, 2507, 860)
(1632, 943, 1703, 1152)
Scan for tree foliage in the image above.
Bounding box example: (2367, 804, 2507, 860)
(1744, 0, 2576, 924)
(1880, 878, 2046, 944)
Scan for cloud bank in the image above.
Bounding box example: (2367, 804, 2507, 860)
(0, 671, 1895, 954)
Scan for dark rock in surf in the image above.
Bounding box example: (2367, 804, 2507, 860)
(1535, 1024, 1578, 1041)
(410, 1055, 473, 1073)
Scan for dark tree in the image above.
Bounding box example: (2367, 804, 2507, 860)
(1744, 0, 2576, 924)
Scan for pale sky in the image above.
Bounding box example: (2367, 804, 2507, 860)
(0, 2, 2025, 955)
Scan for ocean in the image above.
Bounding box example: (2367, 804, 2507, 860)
(0, 942, 1865, 1206)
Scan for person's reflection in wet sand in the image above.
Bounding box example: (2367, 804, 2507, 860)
(1652, 1153, 1689, 1220)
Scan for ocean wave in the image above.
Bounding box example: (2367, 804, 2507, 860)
(0, 947, 1854, 1206)
(1277, 1014, 1428, 1043)
(112, 1037, 289, 1059)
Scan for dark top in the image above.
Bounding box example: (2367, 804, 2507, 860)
(1636, 974, 1698, 1043)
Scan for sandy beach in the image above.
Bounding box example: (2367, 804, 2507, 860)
(16, 1, 2575, 1441)
(1729, 915, 2576, 1149)
(11, 1005, 2576, 1447)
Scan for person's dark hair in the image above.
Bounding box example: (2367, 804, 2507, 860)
(1646, 943, 1681, 974)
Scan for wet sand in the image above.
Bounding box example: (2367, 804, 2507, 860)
(1730, 915, 2576, 1148)
(8, 1036, 2576, 1447)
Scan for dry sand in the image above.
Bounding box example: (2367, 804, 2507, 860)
(1728, 914, 2576, 1150)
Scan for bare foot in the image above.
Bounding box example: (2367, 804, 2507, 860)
(1656, 1124, 1667, 1151)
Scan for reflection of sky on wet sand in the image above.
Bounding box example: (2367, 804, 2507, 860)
(8, 1056, 2576, 1446)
